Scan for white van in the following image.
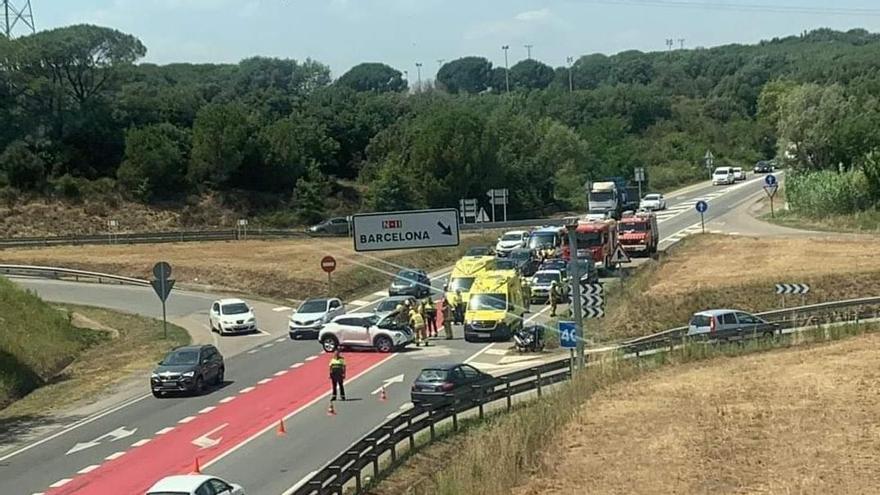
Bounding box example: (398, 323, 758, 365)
(712, 167, 735, 186)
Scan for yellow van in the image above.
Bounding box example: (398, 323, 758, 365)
(464, 273, 527, 342)
(445, 256, 495, 306)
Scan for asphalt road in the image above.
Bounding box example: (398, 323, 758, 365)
(0, 174, 774, 495)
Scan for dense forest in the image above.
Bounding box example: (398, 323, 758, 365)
(1, 25, 880, 225)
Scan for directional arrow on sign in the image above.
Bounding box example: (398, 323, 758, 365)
(437, 221, 453, 236)
(775, 283, 810, 295)
(583, 307, 605, 319)
(192, 423, 228, 449)
(372, 374, 405, 395)
(66, 426, 138, 455)
(580, 294, 604, 307)
(580, 282, 603, 295)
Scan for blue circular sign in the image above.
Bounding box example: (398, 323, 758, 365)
(765, 174, 777, 186)
(695, 200, 708, 214)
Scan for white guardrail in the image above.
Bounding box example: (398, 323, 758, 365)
(0, 264, 151, 287)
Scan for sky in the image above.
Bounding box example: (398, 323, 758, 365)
(28, 0, 880, 77)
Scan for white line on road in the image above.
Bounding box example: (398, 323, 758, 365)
(398, 402, 413, 411)
(463, 343, 495, 364)
(274, 370, 288, 377)
(261, 343, 274, 349)
(290, 363, 304, 369)
(131, 439, 150, 447)
(77, 465, 100, 474)
(305, 355, 318, 361)
(49, 479, 72, 488)
(199, 406, 216, 414)
(350, 299, 370, 306)
(385, 412, 400, 420)
(372, 291, 385, 296)
(257, 378, 272, 385)
(239, 386, 255, 394)
(247, 349, 259, 354)
(483, 349, 507, 356)
(272, 306, 292, 312)
(155, 427, 174, 435)
(178, 416, 196, 424)
(105, 451, 125, 461)
(275, 337, 286, 343)
(219, 396, 236, 404)
(283, 470, 319, 495)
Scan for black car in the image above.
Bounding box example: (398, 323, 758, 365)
(508, 248, 539, 277)
(307, 217, 350, 236)
(388, 269, 431, 298)
(753, 161, 773, 173)
(151, 345, 225, 397)
(464, 246, 494, 257)
(410, 363, 496, 406)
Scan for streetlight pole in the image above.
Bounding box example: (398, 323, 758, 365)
(524, 44, 533, 59)
(415, 62, 422, 92)
(565, 217, 586, 370)
(566, 56, 574, 92)
(501, 45, 510, 93)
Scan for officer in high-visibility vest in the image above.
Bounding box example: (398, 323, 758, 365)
(452, 290, 464, 325)
(329, 350, 346, 401)
(424, 298, 437, 337)
(441, 296, 453, 340)
(520, 277, 531, 306)
(410, 307, 427, 346)
(549, 281, 561, 317)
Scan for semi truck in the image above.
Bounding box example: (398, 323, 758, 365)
(587, 177, 641, 220)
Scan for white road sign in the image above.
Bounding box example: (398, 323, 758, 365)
(352, 208, 460, 252)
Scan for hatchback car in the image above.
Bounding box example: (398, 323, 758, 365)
(495, 231, 529, 256)
(712, 167, 735, 185)
(529, 269, 568, 303)
(388, 269, 431, 298)
(375, 295, 416, 319)
(147, 475, 244, 495)
(151, 345, 224, 397)
(754, 161, 773, 173)
(209, 298, 257, 335)
(289, 297, 345, 339)
(733, 167, 747, 181)
(687, 309, 779, 339)
(410, 363, 496, 406)
(639, 193, 667, 211)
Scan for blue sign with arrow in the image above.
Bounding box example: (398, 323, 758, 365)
(559, 321, 577, 349)
(695, 200, 708, 213)
(765, 174, 777, 186)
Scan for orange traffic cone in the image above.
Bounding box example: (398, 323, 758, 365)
(379, 386, 388, 402)
(327, 401, 336, 416)
(192, 457, 201, 474)
(277, 418, 287, 436)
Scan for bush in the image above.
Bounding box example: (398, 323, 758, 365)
(51, 174, 83, 201)
(0, 141, 45, 191)
(785, 169, 874, 216)
(649, 160, 705, 191)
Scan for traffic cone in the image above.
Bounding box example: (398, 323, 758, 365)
(379, 386, 388, 402)
(327, 401, 336, 416)
(277, 418, 287, 436)
(192, 457, 201, 474)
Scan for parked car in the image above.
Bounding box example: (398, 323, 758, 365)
(733, 167, 747, 181)
(288, 297, 345, 340)
(209, 298, 257, 335)
(318, 312, 413, 353)
(754, 161, 773, 173)
(389, 269, 431, 298)
(307, 217, 350, 236)
(639, 193, 667, 211)
(410, 363, 496, 406)
(529, 269, 568, 303)
(464, 246, 494, 257)
(375, 295, 416, 319)
(151, 345, 224, 397)
(687, 309, 780, 339)
(147, 475, 244, 495)
(508, 247, 540, 277)
(575, 257, 599, 283)
(495, 231, 529, 256)
(712, 167, 735, 185)
(538, 259, 569, 278)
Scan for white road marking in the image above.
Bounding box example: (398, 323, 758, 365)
(247, 349, 259, 354)
(239, 386, 255, 394)
(385, 412, 400, 420)
(156, 427, 174, 435)
(49, 479, 72, 488)
(275, 337, 286, 343)
(179, 416, 196, 424)
(261, 343, 274, 349)
(31, 492, 45, 495)
(105, 451, 125, 460)
(483, 349, 507, 356)
(219, 396, 236, 404)
(305, 355, 318, 361)
(398, 402, 413, 411)
(131, 438, 150, 447)
(77, 465, 100, 474)
(274, 370, 288, 376)
(192, 423, 228, 449)
(350, 299, 370, 306)
(290, 363, 304, 369)
(283, 470, 319, 495)
(463, 343, 495, 364)
(272, 306, 292, 312)
(257, 378, 272, 385)
(372, 291, 386, 296)
(199, 406, 216, 414)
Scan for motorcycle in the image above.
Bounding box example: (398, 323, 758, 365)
(514, 325, 545, 353)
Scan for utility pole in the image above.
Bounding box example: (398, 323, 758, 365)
(3, 0, 35, 38)
(436, 58, 445, 74)
(678, 38, 685, 50)
(415, 62, 422, 92)
(565, 217, 586, 369)
(524, 44, 533, 59)
(566, 56, 574, 92)
(501, 45, 510, 93)
(665, 38, 674, 51)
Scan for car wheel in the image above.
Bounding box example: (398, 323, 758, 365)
(194, 376, 205, 395)
(374, 336, 393, 353)
(215, 367, 225, 386)
(321, 336, 339, 353)
(152, 390, 163, 398)
(209, 320, 215, 333)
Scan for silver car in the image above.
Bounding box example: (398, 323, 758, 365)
(687, 309, 779, 339)
(375, 295, 416, 319)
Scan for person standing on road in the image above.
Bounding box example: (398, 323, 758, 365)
(424, 298, 437, 337)
(549, 281, 560, 317)
(441, 296, 453, 340)
(410, 307, 427, 346)
(329, 350, 346, 401)
(453, 289, 464, 325)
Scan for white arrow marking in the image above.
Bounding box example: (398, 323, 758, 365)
(192, 423, 228, 449)
(371, 374, 405, 395)
(66, 426, 137, 455)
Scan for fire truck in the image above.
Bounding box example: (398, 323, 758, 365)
(618, 211, 659, 256)
(561, 218, 619, 272)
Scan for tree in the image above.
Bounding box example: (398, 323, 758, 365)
(337, 63, 407, 93)
(572, 54, 612, 90)
(776, 84, 853, 170)
(293, 162, 329, 223)
(257, 113, 340, 192)
(189, 102, 251, 187)
(0, 141, 45, 190)
(509, 59, 555, 90)
(365, 158, 422, 211)
(117, 123, 190, 200)
(436, 57, 493, 94)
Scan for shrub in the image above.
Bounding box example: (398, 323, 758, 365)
(51, 174, 83, 201)
(785, 169, 874, 216)
(649, 160, 705, 191)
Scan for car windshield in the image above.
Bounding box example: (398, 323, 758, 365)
(221, 303, 249, 315)
(494, 260, 517, 270)
(576, 232, 603, 248)
(466, 247, 490, 256)
(469, 293, 507, 311)
(298, 300, 328, 313)
(528, 233, 556, 249)
(533, 272, 560, 284)
(377, 315, 404, 329)
(644, 194, 660, 201)
(621, 222, 648, 232)
(376, 300, 402, 312)
(690, 315, 712, 327)
(449, 277, 475, 293)
(501, 233, 522, 241)
(161, 350, 199, 366)
(591, 192, 613, 202)
(417, 369, 449, 382)
(394, 271, 419, 284)
(510, 250, 531, 261)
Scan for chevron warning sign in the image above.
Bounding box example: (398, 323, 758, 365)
(775, 283, 810, 295)
(580, 282, 603, 295)
(583, 307, 605, 319)
(580, 294, 604, 307)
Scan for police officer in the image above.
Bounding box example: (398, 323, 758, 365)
(520, 277, 531, 306)
(452, 289, 464, 325)
(329, 350, 346, 401)
(410, 307, 427, 346)
(441, 296, 453, 340)
(424, 298, 437, 337)
(549, 281, 561, 317)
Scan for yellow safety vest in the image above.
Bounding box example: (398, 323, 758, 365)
(410, 311, 425, 328)
(329, 357, 345, 372)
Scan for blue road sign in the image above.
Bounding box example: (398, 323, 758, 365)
(559, 321, 577, 349)
(695, 200, 708, 214)
(765, 174, 777, 186)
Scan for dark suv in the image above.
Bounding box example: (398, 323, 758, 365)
(151, 345, 225, 397)
(389, 269, 431, 298)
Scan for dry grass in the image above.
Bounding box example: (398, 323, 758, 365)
(0, 234, 496, 300)
(515, 332, 880, 495)
(598, 234, 880, 341)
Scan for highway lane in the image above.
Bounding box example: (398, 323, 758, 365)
(0, 175, 773, 495)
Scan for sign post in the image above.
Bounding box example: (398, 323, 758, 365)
(565, 220, 586, 370)
(321, 256, 337, 294)
(486, 189, 509, 223)
(634, 168, 645, 202)
(764, 174, 779, 218)
(704, 150, 715, 179)
(559, 320, 577, 371)
(775, 283, 809, 309)
(352, 209, 460, 252)
(695, 200, 709, 234)
(459, 199, 477, 224)
(237, 219, 248, 240)
(150, 262, 174, 339)
(107, 219, 118, 245)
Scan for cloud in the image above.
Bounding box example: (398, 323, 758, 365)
(465, 7, 568, 41)
(515, 8, 552, 22)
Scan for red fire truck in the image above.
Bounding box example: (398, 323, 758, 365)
(561, 218, 619, 271)
(618, 211, 659, 256)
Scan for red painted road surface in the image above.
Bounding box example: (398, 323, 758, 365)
(47, 352, 389, 495)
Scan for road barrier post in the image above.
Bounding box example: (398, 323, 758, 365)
(505, 380, 512, 412)
(406, 415, 415, 450)
(428, 409, 436, 441)
(535, 369, 543, 398)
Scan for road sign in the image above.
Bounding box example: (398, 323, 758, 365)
(580, 294, 604, 307)
(775, 283, 810, 295)
(704, 150, 715, 168)
(559, 321, 577, 349)
(765, 174, 778, 186)
(459, 198, 477, 222)
(475, 207, 490, 223)
(695, 200, 708, 214)
(152, 261, 172, 280)
(238, 219, 248, 226)
(580, 282, 603, 295)
(321, 255, 337, 274)
(150, 278, 175, 302)
(634, 167, 645, 182)
(486, 188, 509, 206)
(609, 245, 631, 264)
(352, 208, 460, 252)
(583, 307, 605, 319)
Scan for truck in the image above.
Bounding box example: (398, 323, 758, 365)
(586, 176, 640, 220)
(561, 218, 619, 273)
(618, 211, 659, 256)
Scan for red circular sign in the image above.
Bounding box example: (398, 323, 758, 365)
(321, 256, 337, 274)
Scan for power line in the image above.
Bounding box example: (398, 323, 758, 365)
(3, 0, 35, 38)
(578, 0, 880, 17)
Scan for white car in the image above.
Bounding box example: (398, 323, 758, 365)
(495, 230, 529, 256)
(147, 475, 244, 495)
(209, 298, 257, 335)
(318, 312, 413, 353)
(733, 167, 746, 181)
(289, 297, 345, 340)
(712, 167, 735, 185)
(639, 193, 666, 211)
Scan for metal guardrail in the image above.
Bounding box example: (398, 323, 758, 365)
(0, 264, 151, 287)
